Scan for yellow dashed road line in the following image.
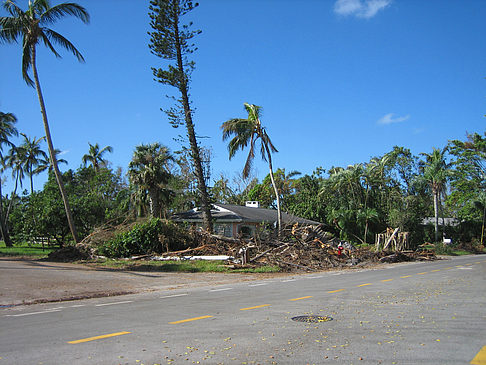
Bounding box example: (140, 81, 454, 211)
(400, 275, 411, 278)
(357, 283, 372, 287)
(240, 304, 270, 311)
(68, 331, 131, 344)
(169, 315, 213, 324)
(417, 272, 428, 275)
(327, 289, 345, 293)
(431, 269, 441, 272)
(289, 296, 313, 301)
(470, 345, 486, 364)
(381, 279, 393, 282)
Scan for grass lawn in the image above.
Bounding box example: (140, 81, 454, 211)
(84, 258, 281, 273)
(0, 242, 58, 258)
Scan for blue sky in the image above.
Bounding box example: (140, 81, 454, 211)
(1, 0, 485, 194)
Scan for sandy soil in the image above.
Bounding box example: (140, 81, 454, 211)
(0, 257, 291, 307)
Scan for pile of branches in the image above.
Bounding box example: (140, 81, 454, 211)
(155, 224, 377, 271)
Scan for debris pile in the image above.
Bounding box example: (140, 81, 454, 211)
(151, 223, 436, 272)
(50, 221, 437, 271)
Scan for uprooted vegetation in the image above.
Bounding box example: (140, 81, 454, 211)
(51, 218, 439, 272)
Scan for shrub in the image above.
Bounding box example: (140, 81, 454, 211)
(98, 219, 192, 258)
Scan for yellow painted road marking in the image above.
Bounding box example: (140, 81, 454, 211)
(357, 283, 372, 287)
(431, 269, 441, 272)
(289, 296, 313, 301)
(240, 304, 270, 311)
(417, 272, 428, 275)
(470, 345, 486, 364)
(381, 279, 393, 282)
(456, 265, 463, 268)
(327, 289, 345, 293)
(475, 262, 481, 264)
(68, 331, 131, 344)
(466, 263, 473, 266)
(445, 267, 454, 269)
(169, 315, 213, 324)
(400, 275, 411, 278)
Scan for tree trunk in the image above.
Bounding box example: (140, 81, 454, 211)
(173, 8, 212, 232)
(433, 189, 439, 242)
(265, 144, 282, 234)
(32, 46, 79, 243)
(148, 188, 161, 218)
(0, 179, 13, 247)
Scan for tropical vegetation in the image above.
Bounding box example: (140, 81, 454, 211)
(0, 1, 484, 257)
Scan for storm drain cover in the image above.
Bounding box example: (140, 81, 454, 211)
(291, 315, 333, 323)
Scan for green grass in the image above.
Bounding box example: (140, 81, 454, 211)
(84, 258, 281, 273)
(0, 242, 58, 258)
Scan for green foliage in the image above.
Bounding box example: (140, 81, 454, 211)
(98, 218, 191, 258)
(10, 167, 128, 245)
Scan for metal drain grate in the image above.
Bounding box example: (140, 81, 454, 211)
(291, 315, 333, 323)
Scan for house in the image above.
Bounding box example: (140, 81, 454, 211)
(171, 201, 321, 238)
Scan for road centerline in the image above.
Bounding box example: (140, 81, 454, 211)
(240, 304, 270, 311)
(169, 315, 213, 324)
(68, 331, 131, 344)
(289, 296, 313, 301)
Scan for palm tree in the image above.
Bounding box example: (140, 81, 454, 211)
(128, 143, 174, 218)
(82, 142, 113, 172)
(420, 147, 450, 242)
(3, 144, 25, 224)
(19, 133, 48, 194)
(0, 0, 90, 243)
(0, 111, 18, 246)
(222, 103, 282, 232)
(34, 148, 68, 175)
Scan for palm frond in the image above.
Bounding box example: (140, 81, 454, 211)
(40, 2, 90, 25)
(43, 28, 84, 61)
(21, 35, 34, 86)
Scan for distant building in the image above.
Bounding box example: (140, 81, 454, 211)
(171, 202, 321, 238)
(421, 217, 461, 227)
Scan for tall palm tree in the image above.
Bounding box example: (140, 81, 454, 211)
(420, 147, 450, 242)
(128, 143, 174, 219)
(0, 111, 18, 246)
(0, 0, 90, 243)
(19, 133, 48, 194)
(222, 103, 282, 232)
(82, 142, 113, 172)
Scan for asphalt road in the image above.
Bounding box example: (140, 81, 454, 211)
(1, 255, 485, 365)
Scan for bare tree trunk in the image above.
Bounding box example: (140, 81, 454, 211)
(173, 8, 212, 232)
(433, 190, 439, 242)
(0, 179, 13, 247)
(265, 145, 281, 234)
(32, 46, 79, 243)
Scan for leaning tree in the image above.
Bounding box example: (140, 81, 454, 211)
(221, 103, 282, 233)
(0, 0, 90, 243)
(148, 0, 213, 231)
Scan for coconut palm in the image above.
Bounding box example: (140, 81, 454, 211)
(0, 0, 90, 242)
(82, 142, 113, 172)
(128, 143, 174, 218)
(18, 133, 48, 194)
(3, 144, 25, 224)
(222, 103, 282, 232)
(419, 147, 450, 242)
(0, 111, 18, 246)
(34, 148, 67, 175)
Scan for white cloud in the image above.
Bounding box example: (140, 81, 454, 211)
(334, 0, 391, 19)
(377, 113, 410, 125)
